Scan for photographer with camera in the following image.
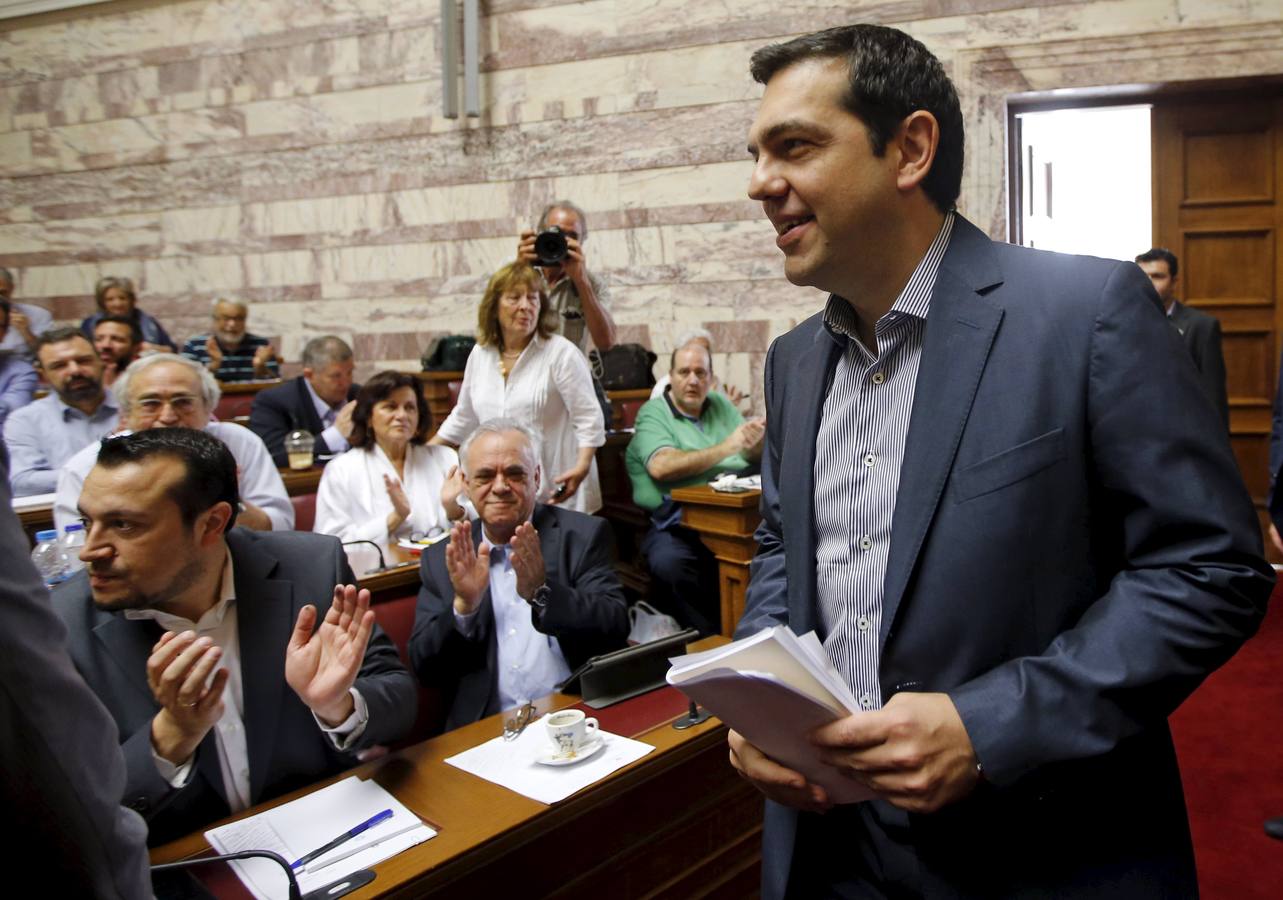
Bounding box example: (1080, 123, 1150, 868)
(517, 201, 617, 355)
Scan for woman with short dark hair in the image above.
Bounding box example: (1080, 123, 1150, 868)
(79, 276, 176, 353)
(314, 371, 465, 559)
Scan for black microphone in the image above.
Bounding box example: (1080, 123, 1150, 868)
(341, 539, 390, 575)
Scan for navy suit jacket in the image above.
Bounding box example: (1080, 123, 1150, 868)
(739, 217, 1272, 898)
(1168, 300, 1229, 427)
(51, 528, 416, 846)
(409, 504, 629, 731)
(249, 375, 360, 468)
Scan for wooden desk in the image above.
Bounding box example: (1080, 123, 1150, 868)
(358, 545, 421, 598)
(669, 485, 762, 637)
(277, 465, 322, 496)
(16, 502, 54, 542)
(152, 640, 762, 899)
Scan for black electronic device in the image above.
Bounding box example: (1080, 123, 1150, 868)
(557, 628, 699, 708)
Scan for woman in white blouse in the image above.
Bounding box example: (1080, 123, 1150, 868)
(315, 370, 465, 560)
(433, 261, 606, 513)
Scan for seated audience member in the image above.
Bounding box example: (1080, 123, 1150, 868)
(411, 419, 628, 730)
(0, 469, 150, 897)
(0, 301, 38, 431)
(181, 298, 279, 382)
(650, 328, 747, 407)
(51, 428, 415, 845)
(80, 275, 176, 354)
(0, 266, 52, 362)
(314, 370, 465, 562)
(432, 262, 605, 513)
(92, 314, 142, 390)
(250, 335, 360, 467)
(626, 341, 764, 634)
(4, 327, 120, 496)
(55, 353, 293, 533)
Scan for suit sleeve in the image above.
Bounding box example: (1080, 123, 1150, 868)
(950, 261, 1273, 787)
(248, 389, 294, 468)
(532, 514, 628, 647)
(736, 337, 790, 638)
(408, 540, 491, 692)
(1194, 316, 1229, 429)
(0, 493, 150, 899)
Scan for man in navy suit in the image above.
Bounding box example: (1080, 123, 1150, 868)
(729, 24, 1272, 898)
(249, 335, 360, 467)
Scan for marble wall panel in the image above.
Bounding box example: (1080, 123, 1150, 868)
(1, 0, 1281, 394)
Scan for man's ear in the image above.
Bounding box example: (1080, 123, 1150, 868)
(894, 110, 940, 194)
(199, 501, 234, 544)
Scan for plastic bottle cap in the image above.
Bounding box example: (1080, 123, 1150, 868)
(64, 523, 84, 533)
(35, 530, 58, 542)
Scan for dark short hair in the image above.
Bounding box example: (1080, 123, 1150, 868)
(349, 370, 432, 448)
(94, 314, 143, 345)
(476, 261, 553, 349)
(1135, 247, 1178, 279)
(749, 24, 964, 214)
(96, 428, 239, 531)
(35, 326, 93, 356)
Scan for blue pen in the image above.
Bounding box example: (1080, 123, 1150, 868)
(289, 808, 393, 870)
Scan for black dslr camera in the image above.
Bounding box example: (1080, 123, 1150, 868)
(533, 226, 570, 266)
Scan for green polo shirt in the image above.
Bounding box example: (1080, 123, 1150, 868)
(625, 388, 750, 511)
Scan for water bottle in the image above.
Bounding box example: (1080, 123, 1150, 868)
(60, 523, 87, 575)
(30, 530, 67, 588)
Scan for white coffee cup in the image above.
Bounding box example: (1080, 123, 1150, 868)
(545, 709, 599, 758)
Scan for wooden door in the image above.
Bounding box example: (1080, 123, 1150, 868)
(1151, 94, 1283, 558)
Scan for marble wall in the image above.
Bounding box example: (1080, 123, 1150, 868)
(2, 0, 1281, 398)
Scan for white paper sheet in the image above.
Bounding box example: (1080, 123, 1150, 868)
(444, 715, 654, 805)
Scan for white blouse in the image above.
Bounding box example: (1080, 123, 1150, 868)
(436, 334, 606, 513)
(313, 442, 459, 562)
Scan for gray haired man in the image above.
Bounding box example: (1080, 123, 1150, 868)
(249, 335, 360, 467)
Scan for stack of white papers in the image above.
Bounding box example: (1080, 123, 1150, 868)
(445, 714, 654, 804)
(205, 776, 436, 900)
(667, 625, 874, 804)
(10, 491, 55, 511)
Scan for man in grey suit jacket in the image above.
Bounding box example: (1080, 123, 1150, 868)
(731, 25, 1272, 898)
(1136, 247, 1230, 426)
(410, 419, 628, 731)
(0, 470, 150, 898)
(52, 427, 416, 845)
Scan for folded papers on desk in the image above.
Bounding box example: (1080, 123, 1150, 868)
(666, 625, 876, 804)
(445, 714, 654, 804)
(205, 775, 436, 900)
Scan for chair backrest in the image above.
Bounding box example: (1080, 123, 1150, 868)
(370, 590, 444, 744)
(213, 392, 257, 422)
(290, 492, 316, 532)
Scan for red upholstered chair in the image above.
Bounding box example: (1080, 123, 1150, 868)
(371, 590, 444, 744)
(447, 379, 462, 407)
(212, 391, 258, 422)
(614, 397, 648, 429)
(290, 492, 316, 532)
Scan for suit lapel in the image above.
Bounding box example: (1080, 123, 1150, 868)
(92, 613, 159, 708)
(785, 325, 843, 635)
(228, 531, 293, 803)
(294, 377, 325, 433)
(880, 222, 1004, 649)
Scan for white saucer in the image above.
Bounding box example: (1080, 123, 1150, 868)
(535, 736, 606, 766)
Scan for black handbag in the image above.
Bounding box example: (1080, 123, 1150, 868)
(595, 343, 657, 391)
(421, 335, 476, 371)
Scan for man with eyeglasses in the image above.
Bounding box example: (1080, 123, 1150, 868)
(625, 340, 765, 635)
(180, 298, 279, 383)
(53, 353, 293, 533)
(409, 418, 629, 731)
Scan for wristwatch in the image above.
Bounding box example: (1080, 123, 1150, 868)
(527, 584, 551, 610)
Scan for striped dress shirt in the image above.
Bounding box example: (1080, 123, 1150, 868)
(813, 212, 955, 710)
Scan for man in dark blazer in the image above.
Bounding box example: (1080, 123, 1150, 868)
(249, 335, 360, 467)
(0, 470, 150, 898)
(730, 25, 1272, 899)
(1136, 247, 1230, 426)
(52, 428, 416, 845)
(410, 418, 628, 731)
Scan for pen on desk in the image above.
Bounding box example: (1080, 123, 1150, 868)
(289, 808, 393, 870)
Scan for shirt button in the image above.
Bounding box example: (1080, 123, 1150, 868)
(863, 453, 876, 467)
(871, 372, 885, 385)
(857, 616, 870, 631)
(858, 536, 872, 551)
(859, 693, 873, 709)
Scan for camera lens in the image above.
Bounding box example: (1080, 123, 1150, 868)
(534, 227, 569, 266)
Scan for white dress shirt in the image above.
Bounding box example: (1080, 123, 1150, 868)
(130, 551, 367, 812)
(453, 536, 571, 712)
(436, 335, 605, 514)
(54, 421, 295, 532)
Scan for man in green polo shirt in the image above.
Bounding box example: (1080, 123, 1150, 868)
(626, 341, 765, 634)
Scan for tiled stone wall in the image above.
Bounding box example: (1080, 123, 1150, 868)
(2, 0, 1281, 399)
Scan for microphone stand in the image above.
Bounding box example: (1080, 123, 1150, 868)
(151, 849, 376, 900)
(341, 539, 391, 575)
